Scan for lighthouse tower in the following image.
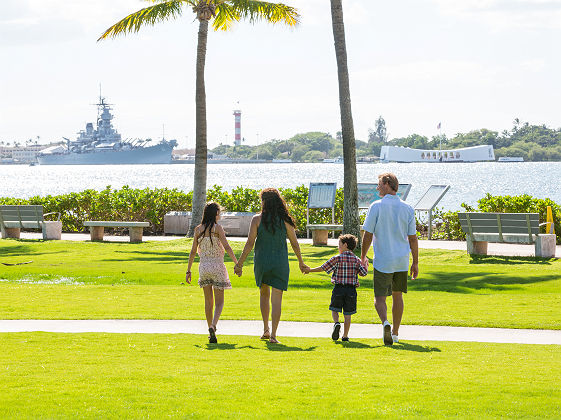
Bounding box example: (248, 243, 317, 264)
(233, 109, 242, 146)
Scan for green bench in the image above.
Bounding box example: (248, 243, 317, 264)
(458, 212, 556, 258)
(83, 221, 150, 243)
(0, 205, 62, 240)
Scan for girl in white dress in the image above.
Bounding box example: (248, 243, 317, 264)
(186, 202, 238, 343)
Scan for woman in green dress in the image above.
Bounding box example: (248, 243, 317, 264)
(235, 188, 308, 343)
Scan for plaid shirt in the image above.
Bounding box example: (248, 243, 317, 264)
(320, 251, 368, 286)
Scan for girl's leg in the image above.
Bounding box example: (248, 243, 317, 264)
(260, 284, 271, 337)
(212, 288, 225, 329)
(203, 285, 214, 328)
(270, 287, 284, 342)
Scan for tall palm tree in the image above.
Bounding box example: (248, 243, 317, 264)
(329, 0, 360, 244)
(98, 0, 299, 236)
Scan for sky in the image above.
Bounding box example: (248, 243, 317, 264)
(1, 0, 560, 149)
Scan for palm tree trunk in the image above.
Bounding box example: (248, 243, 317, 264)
(330, 0, 361, 245)
(188, 18, 209, 236)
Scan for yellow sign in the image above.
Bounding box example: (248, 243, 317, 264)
(546, 206, 555, 235)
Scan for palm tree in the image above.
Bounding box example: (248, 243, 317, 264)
(98, 0, 299, 236)
(329, 0, 360, 244)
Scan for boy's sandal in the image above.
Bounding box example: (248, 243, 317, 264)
(269, 337, 280, 344)
(260, 329, 270, 340)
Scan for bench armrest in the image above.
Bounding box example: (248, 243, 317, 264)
(44, 212, 61, 221)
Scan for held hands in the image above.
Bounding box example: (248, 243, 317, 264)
(234, 264, 243, 277)
(299, 262, 310, 274)
(361, 256, 369, 268)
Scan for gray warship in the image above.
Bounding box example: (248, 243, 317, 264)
(37, 96, 177, 165)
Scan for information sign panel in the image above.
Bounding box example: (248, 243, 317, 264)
(357, 183, 412, 208)
(414, 185, 450, 211)
(308, 183, 337, 209)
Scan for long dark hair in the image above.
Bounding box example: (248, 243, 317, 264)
(199, 202, 220, 245)
(260, 188, 295, 234)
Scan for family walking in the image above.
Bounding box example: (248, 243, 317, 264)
(185, 172, 418, 346)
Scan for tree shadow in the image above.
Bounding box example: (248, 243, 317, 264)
(265, 342, 317, 352)
(410, 270, 561, 293)
(390, 342, 441, 353)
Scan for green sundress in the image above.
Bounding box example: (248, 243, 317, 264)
(254, 217, 289, 291)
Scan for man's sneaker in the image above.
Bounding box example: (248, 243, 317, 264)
(332, 322, 341, 340)
(392, 334, 399, 343)
(383, 321, 393, 346)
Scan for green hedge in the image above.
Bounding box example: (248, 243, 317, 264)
(2, 187, 559, 243)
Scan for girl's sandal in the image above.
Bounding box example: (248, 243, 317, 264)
(269, 337, 280, 344)
(260, 329, 270, 340)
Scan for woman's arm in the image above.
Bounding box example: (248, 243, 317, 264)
(285, 221, 308, 273)
(235, 215, 260, 275)
(185, 226, 200, 284)
(216, 224, 238, 265)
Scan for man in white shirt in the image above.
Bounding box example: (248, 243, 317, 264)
(361, 173, 419, 345)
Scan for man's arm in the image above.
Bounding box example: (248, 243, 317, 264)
(361, 231, 373, 267)
(408, 234, 418, 280)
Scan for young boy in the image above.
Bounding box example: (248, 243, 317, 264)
(304, 234, 368, 341)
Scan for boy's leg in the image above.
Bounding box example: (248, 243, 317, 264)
(332, 311, 340, 323)
(212, 288, 225, 329)
(342, 314, 352, 338)
(202, 285, 214, 328)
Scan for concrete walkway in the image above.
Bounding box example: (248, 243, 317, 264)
(1, 320, 560, 345)
(16, 232, 561, 258)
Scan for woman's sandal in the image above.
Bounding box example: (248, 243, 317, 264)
(269, 336, 280, 344)
(260, 329, 270, 340)
(208, 326, 217, 344)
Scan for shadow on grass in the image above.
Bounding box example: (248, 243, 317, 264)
(195, 343, 260, 351)
(0, 243, 68, 258)
(265, 342, 317, 352)
(390, 342, 441, 352)
(410, 270, 561, 294)
(335, 340, 377, 349)
(469, 255, 554, 265)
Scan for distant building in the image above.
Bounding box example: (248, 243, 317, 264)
(0, 143, 60, 164)
(379, 145, 495, 163)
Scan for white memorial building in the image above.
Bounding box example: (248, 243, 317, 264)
(380, 145, 495, 163)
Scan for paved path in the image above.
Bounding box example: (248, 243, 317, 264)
(17, 232, 561, 257)
(1, 320, 560, 345)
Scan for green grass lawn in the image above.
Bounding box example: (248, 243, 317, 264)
(1, 238, 561, 329)
(1, 333, 560, 419)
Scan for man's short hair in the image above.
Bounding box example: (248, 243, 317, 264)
(378, 172, 399, 192)
(339, 234, 357, 251)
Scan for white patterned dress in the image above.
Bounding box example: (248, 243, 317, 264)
(197, 234, 232, 289)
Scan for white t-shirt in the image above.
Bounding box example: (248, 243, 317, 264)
(362, 194, 416, 273)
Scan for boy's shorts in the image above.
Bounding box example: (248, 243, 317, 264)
(329, 284, 357, 315)
(373, 269, 408, 297)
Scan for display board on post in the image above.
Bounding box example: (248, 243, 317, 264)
(307, 183, 337, 238)
(357, 183, 412, 209)
(414, 185, 451, 240)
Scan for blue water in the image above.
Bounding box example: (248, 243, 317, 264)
(1, 162, 560, 210)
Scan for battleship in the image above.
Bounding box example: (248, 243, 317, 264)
(37, 96, 177, 165)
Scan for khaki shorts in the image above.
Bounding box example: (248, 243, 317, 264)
(373, 269, 408, 297)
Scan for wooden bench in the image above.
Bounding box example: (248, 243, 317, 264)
(306, 224, 343, 246)
(458, 212, 556, 258)
(0, 205, 62, 240)
(83, 221, 150, 243)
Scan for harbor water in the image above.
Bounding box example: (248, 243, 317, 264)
(1, 162, 560, 210)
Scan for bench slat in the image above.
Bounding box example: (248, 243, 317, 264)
(306, 224, 343, 230)
(460, 224, 538, 234)
(84, 221, 150, 228)
(459, 212, 539, 221)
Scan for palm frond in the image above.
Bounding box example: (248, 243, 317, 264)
(98, 1, 187, 41)
(213, 0, 299, 31)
